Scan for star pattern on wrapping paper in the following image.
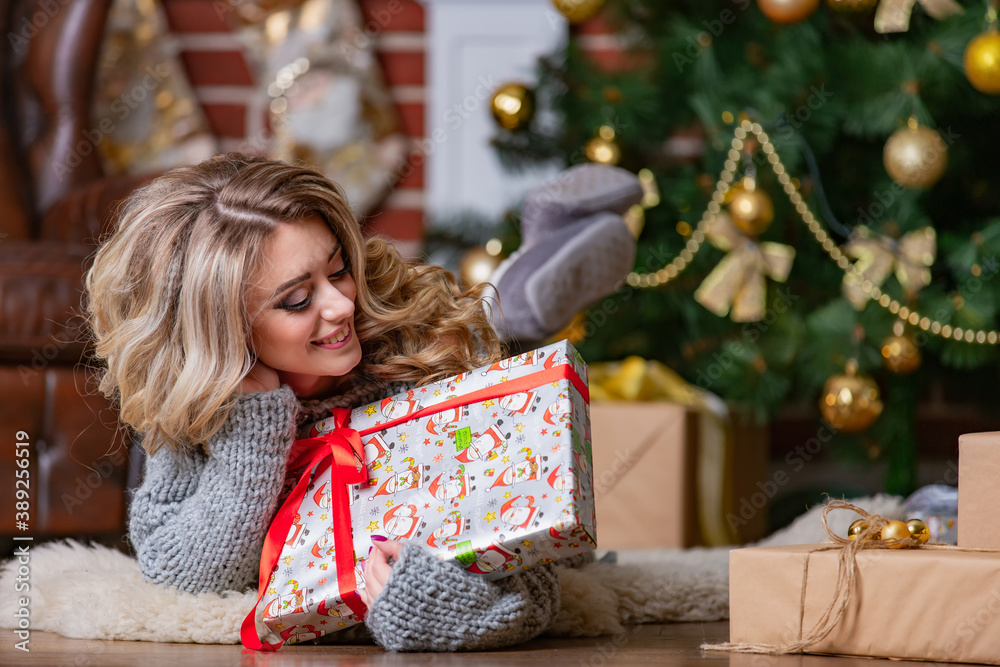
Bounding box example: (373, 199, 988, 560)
(307, 511, 314, 517)
(364, 405, 377, 416)
(398, 433, 409, 443)
(492, 412, 498, 419)
(424, 438, 430, 445)
(385, 465, 394, 473)
(515, 423, 526, 433)
(541, 429, 548, 436)
(366, 521, 380, 532)
(282, 556, 294, 566)
(307, 561, 315, 569)
(484, 511, 496, 522)
(503, 492, 512, 499)
(522, 539, 533, 548)
(424, 503, 430, 509)
(434, 390, 441, 396)
(385, 499, 394, 508)
(502, 455, 510, 463)
(320, 513, 329, 521)
(551, 381, 560, 388)
(555, 496, 563, 502)
(501, 376, 509, 382)
(267, 586, 277, 596)
(481, 399, 495, 408)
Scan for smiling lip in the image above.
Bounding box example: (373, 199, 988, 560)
(311, 324, 352, 349)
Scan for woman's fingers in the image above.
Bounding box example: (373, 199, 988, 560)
(361, 539, 404, 605)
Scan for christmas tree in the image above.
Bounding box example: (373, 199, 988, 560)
(476, 0, 1000, 498)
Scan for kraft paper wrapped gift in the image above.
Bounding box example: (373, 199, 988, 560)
(729, 544, 1000, 664)
(242, 339, 596, 649)
(958, 431, 1000, 548)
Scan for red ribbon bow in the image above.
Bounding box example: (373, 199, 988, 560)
(241, 408, 368, 651)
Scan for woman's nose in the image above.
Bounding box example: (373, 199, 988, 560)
(318, 284, 354, 322)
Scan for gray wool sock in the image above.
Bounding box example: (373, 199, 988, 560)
(364, 543, 561, 652)
(520, 163, 644, 250)
(493, 212, 636, 345)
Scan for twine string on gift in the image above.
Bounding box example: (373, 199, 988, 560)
(701, 499, 928, 655)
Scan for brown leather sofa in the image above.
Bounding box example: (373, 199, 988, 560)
(1, 0, 152, 557)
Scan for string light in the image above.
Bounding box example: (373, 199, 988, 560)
(629, 120, 1000, 345)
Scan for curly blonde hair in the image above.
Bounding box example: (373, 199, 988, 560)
(86, 153, 502, 453)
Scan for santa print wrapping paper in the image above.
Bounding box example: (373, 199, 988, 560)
(241, 340, 596, 650)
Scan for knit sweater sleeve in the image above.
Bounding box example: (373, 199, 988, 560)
(127, 386, 299, 594)
(364, 544, 560, 652)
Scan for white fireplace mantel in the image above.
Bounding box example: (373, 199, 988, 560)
(418, 0, 567, 225)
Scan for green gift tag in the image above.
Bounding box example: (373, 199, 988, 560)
(454, 426, 472, 452)
(455, 540, 476, 566)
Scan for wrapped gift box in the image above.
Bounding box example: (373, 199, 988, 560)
(729, 544, 1000, 665)
(244, 340, 596, 649)
(591, 403, 768, 548)
(958, 431, 1000, 549)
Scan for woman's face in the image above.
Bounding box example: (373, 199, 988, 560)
(248, 215, 363, 397)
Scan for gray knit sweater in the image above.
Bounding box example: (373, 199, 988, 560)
(128, 381, 562, 652)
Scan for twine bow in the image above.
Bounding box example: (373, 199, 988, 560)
(841, 226, 936, 310)
(694, 212, 795, 322)
(875, 0, 964, 34)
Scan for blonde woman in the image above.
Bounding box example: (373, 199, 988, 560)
(85, 153, 563, 652)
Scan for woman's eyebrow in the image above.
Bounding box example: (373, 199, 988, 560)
(268, 243, 342, 301)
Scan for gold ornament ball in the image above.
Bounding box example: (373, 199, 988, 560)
(883, 122, 948, 190)
(490, 83, 536, 131)
(729, 189, 774, 236)
(881, 519, 911, 548)
(552, 0, 605, 24)
(458, 247, 504, 287)
(907, 519, 930, 544)
(847, 518, 870, 540)
(881, 334, 921, 374)
(757, 0, 820, 24)
(585, 136, 621, 165)
(819, 362, 883, 433)
(825, 0, 877, 12)
(964, 30, 1000, 95)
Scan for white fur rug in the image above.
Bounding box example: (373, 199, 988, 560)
(0, 494, 905, 644)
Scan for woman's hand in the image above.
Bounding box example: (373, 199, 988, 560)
(361, 538, 404, 607)
(240, 357, 281, 393)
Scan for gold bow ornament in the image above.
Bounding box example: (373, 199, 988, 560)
(874, 0, 964, 33)
(841, 226, 936, 310)
(694, 212, 796, 322)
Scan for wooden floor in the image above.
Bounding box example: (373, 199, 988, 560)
(0, 622, 953, 667)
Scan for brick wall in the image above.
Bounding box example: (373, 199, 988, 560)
(159, 0, 620, 253)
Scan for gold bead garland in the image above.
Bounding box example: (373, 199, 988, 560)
(628, 119, 1000, 345)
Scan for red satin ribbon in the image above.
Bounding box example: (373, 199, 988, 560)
(241, 361, 588, 650)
